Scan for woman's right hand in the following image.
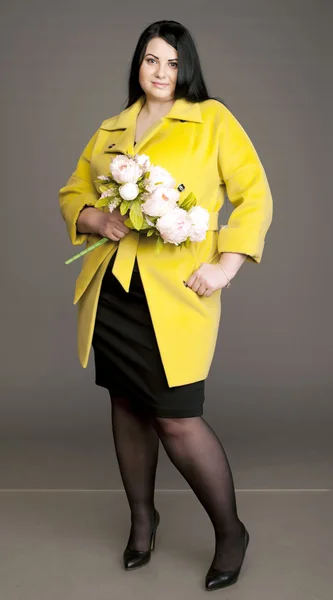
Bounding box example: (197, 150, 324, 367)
(98, 208, 131, 242)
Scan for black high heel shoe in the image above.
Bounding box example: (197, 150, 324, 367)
(205, 524, 250, 591)
(123, 509, 160, 571)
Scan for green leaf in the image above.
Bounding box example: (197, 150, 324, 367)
(140, 220, 151, 230)
(179, 192, 197, 211)
(155, 236, 164, 254)
(95, 197, 111, 208)
(120, 201, 131, 215)
(94, 179, 111, 187)
(124, 218, 134, 229)
(130, 201, 144, 230)
(147, 228, 155, 237)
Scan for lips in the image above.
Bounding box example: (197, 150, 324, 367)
(152, 82, 168, 87)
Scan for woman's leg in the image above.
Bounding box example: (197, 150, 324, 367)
(152, 415, 245, 572)
(110, 394, 160, 551)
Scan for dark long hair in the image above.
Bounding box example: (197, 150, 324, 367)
(126, 20, 225, 108)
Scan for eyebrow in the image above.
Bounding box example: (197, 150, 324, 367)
(145, 53, 178, 61)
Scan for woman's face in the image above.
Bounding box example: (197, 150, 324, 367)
(139, 37, 178, 102)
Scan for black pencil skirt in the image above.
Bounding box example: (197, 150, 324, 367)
(92, 251, 205, 418)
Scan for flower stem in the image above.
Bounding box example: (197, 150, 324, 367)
(65, 237, 109, 265)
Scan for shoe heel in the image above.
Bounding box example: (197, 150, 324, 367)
(150, 510, 160, 551)
(243, 527, 250, 557)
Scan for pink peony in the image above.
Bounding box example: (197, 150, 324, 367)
(110, 155, 142, 184)
(141, 187, 180, 217)
(187, 206, 210, 242)
(145, 166, 176, 192)
(156, 207, 191, 245)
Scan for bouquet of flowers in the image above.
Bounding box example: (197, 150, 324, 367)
(65, 153, 210, 264)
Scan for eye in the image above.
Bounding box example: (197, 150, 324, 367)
(170, 62, 178, 68)
(147, 58, 156, 64)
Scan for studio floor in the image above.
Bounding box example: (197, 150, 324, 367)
(0, 489, 332, 600)
(0, 424, 332, 600)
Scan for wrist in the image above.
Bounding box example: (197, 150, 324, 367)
(77, 206, 103, 235)
(217, 259, 235, 280)
(95, 210, 108, 237)
(218, 252, 247, 280)
(216, 263, 232, 288)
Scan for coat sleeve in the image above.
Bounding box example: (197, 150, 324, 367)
(217, 106, 273, 263)
(59, 129, 100, 245)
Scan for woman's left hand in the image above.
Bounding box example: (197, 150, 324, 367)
(185, 263, 231, 297)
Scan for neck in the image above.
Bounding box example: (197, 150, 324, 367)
(141, 95, 175, 118)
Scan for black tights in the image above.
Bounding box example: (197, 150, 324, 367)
(110, 394, 245, 571)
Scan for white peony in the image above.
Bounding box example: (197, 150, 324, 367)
(141, 187, 180, 217)
(156, 207, 191, 245)
(119, 182, 140, 201)
(145, 166, 176, 192)
(134, 153, 151, 171)
(110, 155, 142, 184)
(187, 206, 210, 242)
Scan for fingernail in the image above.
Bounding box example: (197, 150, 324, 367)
(183, 281, 188, 287)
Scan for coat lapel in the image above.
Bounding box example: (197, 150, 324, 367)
(134, 97, 203, 153)
(100, 97, 144, 156)
(102, 124, 136, 156)
(99, 96, 203, 156)
(165, 98, 203, 124)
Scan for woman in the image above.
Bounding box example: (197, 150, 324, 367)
(59, 20, 273, 591)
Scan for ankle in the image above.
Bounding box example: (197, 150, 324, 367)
(130, 506, 155, 522)
(215, 520, 244, 540)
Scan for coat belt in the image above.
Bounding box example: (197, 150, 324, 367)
(112, 211, 219, 292)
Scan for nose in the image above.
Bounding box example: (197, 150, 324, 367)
(155, 62, 167, 79)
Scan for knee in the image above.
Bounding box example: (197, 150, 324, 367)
(154, 416, 195, 437)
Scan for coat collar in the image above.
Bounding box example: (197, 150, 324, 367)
(100, 96, 203, 131)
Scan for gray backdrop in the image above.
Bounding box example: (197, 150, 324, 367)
(1, 0, 332, 490)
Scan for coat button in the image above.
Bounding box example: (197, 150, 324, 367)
(108, 143, 115, 148)
(178, 183, 185, 192)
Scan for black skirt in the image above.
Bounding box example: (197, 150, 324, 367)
(92, 251, 205, 418)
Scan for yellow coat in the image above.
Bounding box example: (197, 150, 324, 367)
(59, 96, 273, 387)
